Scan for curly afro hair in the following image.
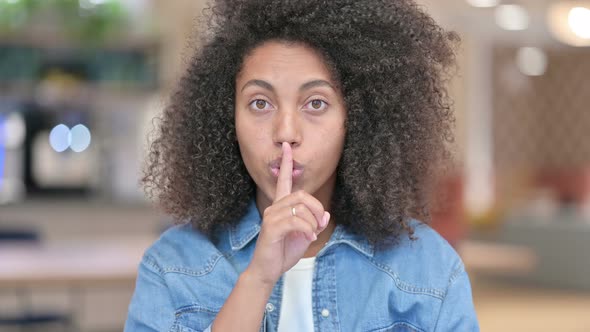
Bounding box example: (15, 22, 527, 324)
(142, 0, 459, 248)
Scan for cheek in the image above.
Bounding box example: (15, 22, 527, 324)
(314, 124, 345, 166)
(236, 116, 255, 143)
(256, 127, 267, 141)
(235, 124, 254, 162)
(236, 122, 269, 174)
(236, 113, 268, 142)
(321, 119, 346, 147)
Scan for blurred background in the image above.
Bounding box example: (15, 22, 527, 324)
(0, 0, 589, 331)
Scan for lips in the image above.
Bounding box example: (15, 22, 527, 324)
(269, 157, 305, 179)
(269, 158, 305, 170)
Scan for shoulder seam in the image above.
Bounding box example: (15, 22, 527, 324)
(142, 254, 165, 275)
(433, 261, 468, 332)
(447, 261, 466, 291)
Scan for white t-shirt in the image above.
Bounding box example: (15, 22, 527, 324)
(277, 256, 316, 332)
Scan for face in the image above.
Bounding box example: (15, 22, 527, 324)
(235, 41, 347, 208)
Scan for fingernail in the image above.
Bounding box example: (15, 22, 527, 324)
(323, 212, 330, 227)
(312, 233, 317, 241)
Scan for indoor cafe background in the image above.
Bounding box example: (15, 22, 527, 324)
(0, 0, 589, 331)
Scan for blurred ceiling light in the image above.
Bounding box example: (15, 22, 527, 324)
(69, 124, 91, 153)
(548, 2, 590, 46)
(495, 4, 530, 31)
(49, 124, 70, 153)
(569, 7, 590, 39)
(466, 0, 499, 8)
(4, 112, 26, 149)
(516, 47, 548, 76)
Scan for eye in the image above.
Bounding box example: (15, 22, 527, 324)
(304, 99, 328, 112)
(248, 99, 274, 112)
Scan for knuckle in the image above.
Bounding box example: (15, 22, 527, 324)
(316, 200, 325, 212)
(263, 206, 272, 219)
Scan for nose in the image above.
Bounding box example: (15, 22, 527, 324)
(272, 108, 302, 148)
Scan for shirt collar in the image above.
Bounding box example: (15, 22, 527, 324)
(229, 199, 375, 258)
(324, 224, 375, 258)
(229, 199, 262, 251)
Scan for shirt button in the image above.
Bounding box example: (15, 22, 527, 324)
(265, 303, 275, 312)
(321, 309, 330, 317)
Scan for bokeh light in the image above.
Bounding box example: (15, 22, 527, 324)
(3, 112, 26, 149)
(495, 4, 530, 31)
(69, 124, 92, 152)
(568, 7, 590, 39)
(466, 0, 499, 8)
(49, 124, 71, 153)
(516, 47, 548, 77)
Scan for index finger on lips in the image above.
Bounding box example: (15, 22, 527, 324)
(274, 142, 293, 203)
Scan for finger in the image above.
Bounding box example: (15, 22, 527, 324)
(274, 190, 325, 228)
(290, 203, 318, 234)
(269, 215, 316, 242)
(274, 142, 293, 202)
(261, 211, 317, 243)
(320, 211, 330, 230)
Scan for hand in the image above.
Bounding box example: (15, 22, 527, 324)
(246, 142, 330, 286)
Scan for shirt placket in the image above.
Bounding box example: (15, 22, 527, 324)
(263, 275, 284, 332)
(313, 249, 341, 332)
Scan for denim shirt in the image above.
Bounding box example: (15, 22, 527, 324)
(125, 200, 479, 332)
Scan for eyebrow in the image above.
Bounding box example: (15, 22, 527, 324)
(240, 79, 275, 93)
(240, 79, 335, 93)
(299, 79, 335, 92)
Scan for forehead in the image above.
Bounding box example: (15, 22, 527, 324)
(237, 41, 334, 83)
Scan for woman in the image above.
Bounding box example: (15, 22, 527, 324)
(125, 0, 479, 331)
